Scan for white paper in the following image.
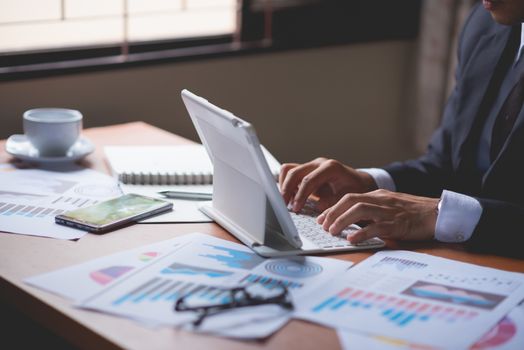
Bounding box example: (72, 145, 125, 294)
(119, 184, 212, 223)
(295, 250, 524, 349)
(73, 233, 353, 338)
(25, 233, 198, 301)
(0, 164, 121, 240)
(337, 302, 524, 350)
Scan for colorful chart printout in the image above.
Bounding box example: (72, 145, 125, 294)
(90, 266, 134, 285)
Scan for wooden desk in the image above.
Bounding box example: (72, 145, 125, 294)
(1, 122, 523, 350)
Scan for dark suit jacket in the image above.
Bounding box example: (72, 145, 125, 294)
(383, 4, 524, 257)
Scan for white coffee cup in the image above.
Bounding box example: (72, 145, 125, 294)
(23, 108, 83, 157)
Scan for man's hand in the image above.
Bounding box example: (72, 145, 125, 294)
(279, 158, 377, 213)
(317, 189, 439, 243)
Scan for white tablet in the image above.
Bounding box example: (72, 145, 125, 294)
(181, 89, 385, 257)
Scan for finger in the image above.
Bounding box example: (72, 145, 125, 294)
(321, 192, 394, 230)
(317, 207, 330, 225)
(328, 202, 388, 235)
(292, 160, 340, 212)
(279, 163, 298, 204)
(287, 193, 296, 210)
(348, 224, 380, 244)
(279, 163, 298, 190)
(279, 163, 308, 204)
(281, 162, 319, 207)
(321, 193, 365, 230)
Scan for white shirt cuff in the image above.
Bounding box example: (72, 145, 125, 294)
(435, 190, 483, 243)
(358, 168, 396, 192)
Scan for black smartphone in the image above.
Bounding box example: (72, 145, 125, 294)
(55, 193, 173, 233)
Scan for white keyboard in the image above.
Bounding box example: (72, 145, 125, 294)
(288, 201, 382, 249)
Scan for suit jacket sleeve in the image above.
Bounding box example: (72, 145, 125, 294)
(382, 5, 524, 257)
(467, 198, 524, 257)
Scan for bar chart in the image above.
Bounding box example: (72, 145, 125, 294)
(311, 287, 478, 328)
(0, 196, 99, 219)
(239, 273, 303, 290)
(0, 202, 65, 219)
(112, 277, 230, 306)
(0, 166, 123, 240)
(371, 256, 428, 271)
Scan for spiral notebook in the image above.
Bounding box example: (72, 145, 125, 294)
(104, 144, 281, 185)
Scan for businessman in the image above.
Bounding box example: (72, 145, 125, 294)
(279, 1, 524, 256)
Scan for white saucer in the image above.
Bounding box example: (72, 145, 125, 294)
(5, 134, 95, 164)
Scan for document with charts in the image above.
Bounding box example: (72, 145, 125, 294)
(77, 233, 353, 338)
(0, 164, 121, 239)
(25, 233, 196, 302)
(295, 250, 524, 349)
(337, 301, 524, 350)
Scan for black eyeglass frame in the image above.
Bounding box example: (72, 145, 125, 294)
(174, 284, 294, 327)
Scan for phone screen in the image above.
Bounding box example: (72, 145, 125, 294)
(56, 194, 172, 231)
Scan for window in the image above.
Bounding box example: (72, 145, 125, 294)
(0, 0, 237, 53)
(0, 0, 420, 80)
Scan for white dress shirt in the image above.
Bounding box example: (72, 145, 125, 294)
(358, 24, 524, 243)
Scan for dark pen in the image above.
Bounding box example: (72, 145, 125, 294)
(158, 190, 212, 200)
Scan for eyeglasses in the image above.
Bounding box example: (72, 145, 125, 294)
(174, 283, 294, 327)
